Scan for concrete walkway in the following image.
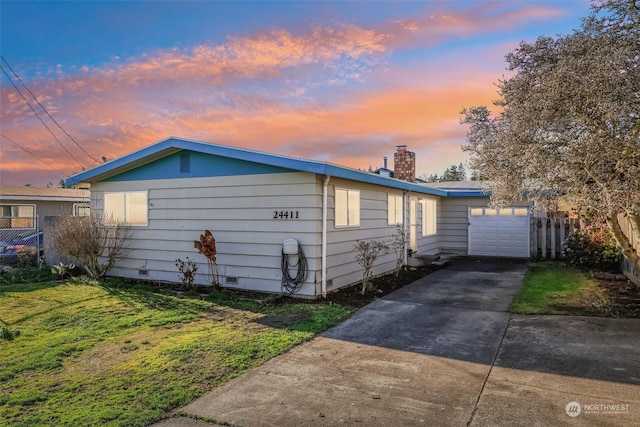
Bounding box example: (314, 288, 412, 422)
(153, 258, 640, 427)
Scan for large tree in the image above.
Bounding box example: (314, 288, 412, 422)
(461, 0, 639, 271)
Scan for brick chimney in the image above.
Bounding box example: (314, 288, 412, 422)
(394, 145, 415, 182)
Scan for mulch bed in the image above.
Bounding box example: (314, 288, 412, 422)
(319, 267, 434, 308)
(552, 276, 640, 318)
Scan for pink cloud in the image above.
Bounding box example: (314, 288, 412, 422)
(1, 2, 569, 186)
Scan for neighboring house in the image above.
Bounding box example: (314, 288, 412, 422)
(0, 186, 91, 266)
(0, 186, 91, 231)
(65, 137, 531, 297)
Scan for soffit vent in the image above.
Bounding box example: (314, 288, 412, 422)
(180, 153, 191, 173)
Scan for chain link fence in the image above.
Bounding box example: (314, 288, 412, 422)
(0, 216, 42, 268)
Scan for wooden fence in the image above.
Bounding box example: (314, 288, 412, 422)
(531, 215, 581, 260)
(531, 213, 639, 285)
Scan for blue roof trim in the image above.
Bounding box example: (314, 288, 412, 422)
(442, 190, 491, 197)
(66, 137, 473, 197)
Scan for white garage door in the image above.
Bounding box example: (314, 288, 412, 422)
(468, 207, 530, 258)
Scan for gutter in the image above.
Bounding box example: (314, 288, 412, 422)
(321, 175, 330, 297)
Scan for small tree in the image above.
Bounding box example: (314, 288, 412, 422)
(354, 240, 387, 295)
(388, 224, 409, 277)
(49, 215, 131, 279)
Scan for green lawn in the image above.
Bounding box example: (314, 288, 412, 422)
(511, 262, 602, 314)
(0, 277, 355, 427)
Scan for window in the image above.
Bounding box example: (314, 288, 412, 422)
(73, 203, 91, 217)
(422, 199, 437, 236)
(387, 194, 403, 225)
(0, 204, 35, 228)
(335, 188, 359, 227)
(104, 191, 148, 225)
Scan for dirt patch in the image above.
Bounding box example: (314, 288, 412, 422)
(552, 277, 640, 318)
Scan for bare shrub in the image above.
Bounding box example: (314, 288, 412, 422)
(388, 224, 409, 277)
(354, 240, 387, 295)
(175, 257, 198, 290)
(49, 216, 132, 279)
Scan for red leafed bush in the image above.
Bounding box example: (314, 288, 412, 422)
(194, 230, 217, 262)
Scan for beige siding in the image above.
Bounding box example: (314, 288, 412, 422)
(91, 172, 454, 296)
(439, 197, 489, 254)
(92, 173, 322, 296)
(416, 196, 441, 255)
(325, 179, 403, 291)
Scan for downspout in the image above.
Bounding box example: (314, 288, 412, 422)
(403, 190, 409, 265)
(322, 175, 331, 297)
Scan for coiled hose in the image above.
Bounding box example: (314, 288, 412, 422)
(281, 246, 308, 296)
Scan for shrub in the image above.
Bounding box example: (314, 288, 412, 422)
(354, 240, 387, 295)
(0, 265, 54, 285)
(49, 216, 132, 279)
(194, 230, 221, 288)
(387, 224, 409, 278)
(176, 257, 198, 290)
(563, 222, 622, 272)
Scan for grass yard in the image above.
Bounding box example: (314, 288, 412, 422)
(511, 262, 597, 314)
(0, 277, 355, 427)
(511, 262, 639, 317)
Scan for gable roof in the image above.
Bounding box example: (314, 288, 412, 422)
(65, 137, 486, 197)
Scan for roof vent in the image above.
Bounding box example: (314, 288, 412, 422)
(180, 153, 191, 173)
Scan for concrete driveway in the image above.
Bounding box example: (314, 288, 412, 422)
(155, 258, 640, 427)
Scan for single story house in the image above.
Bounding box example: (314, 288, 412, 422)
(65, 137, 531, 297)
(0, 185, 90, 231)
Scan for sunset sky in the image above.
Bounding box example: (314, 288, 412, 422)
(0, 0, 591, 187)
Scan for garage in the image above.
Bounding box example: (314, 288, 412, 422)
(468, 207, 530, 258)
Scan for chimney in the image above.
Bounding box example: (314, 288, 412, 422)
(394, 145, 415, 182)
(383, 156, 388, 169)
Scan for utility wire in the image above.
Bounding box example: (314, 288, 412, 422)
(0, 63, 86, 170)
(0, 55, 100, 165)
(0, 132, 70, 177)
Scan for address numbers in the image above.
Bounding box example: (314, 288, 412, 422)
(273, 210, 300, 219)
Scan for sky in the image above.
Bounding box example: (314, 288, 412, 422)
(0, 0, 592, 187)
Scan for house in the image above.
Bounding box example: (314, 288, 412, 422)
(0, 186, 91, 267)
(65, 137, 531, 297)
(0, 186, 91, 231)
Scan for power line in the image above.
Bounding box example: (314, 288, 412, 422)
(0, 55, 100, 164)
(0, 132, 70, 178)
(0, 62, 86, 170)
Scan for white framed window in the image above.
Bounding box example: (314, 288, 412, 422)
(335, 188, 360, 227)
(387, 194, 403, 225)
(0, 204, 35, 229)
(421, 199, 437, 236)
(104, 191, 148, 225)
(73, 203, 91, 217)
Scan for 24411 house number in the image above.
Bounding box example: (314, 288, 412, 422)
(273, 210, 300, 219)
